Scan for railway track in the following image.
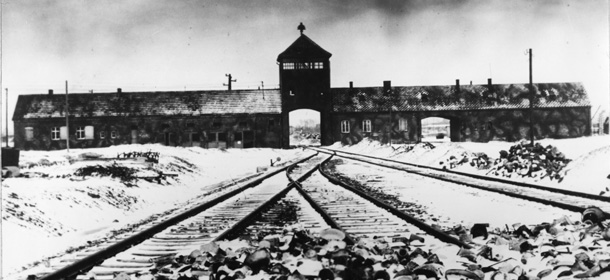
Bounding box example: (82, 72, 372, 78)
(35, 153, 321, 280)
(311, 147, 610, 215)
(32, 151, 486, 280)
(29, 148, 610, 280)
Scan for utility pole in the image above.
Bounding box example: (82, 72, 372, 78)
(4, 88, 8, 147)
(65, 81, 70, 152)
(261, 81, 265, 100)
(529, 49, 534, 147)
(224, 74, 236, 91)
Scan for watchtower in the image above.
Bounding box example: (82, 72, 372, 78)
(277, 23, 332, 148)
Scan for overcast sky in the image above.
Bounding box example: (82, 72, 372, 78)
(1, 0, 609, 134)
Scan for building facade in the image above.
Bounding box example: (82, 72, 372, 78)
(13, 90, 283, 150)
(13, 25, 591, 150)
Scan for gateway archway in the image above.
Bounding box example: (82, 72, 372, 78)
(420, 117, 452, 142)
(289, 109, 320, 147)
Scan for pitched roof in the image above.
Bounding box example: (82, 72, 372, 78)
(13, 89, 281, 120)
(331, 82, 590, 113)
(277, 34, 332, 61)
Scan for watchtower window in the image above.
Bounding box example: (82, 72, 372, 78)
(296, 62, 310, 69)
(283, 62, 295, 70)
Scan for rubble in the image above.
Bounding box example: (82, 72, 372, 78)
(122, 207, 610, 280)
(441, 140, 572, 183)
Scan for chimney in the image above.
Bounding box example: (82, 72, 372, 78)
(487, 78, 492, 88)
(383, 80, 391, 94)
(455, 79, 460, 93)
(349, 81, 353, 89)
(117, 88, 122, 93)
(48, 89, 53, 95)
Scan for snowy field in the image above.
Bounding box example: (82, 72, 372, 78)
(1, 135, 609, 278)
(1, 145, 309, 277)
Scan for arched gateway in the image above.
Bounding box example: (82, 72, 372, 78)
(277, 23, 333, 148)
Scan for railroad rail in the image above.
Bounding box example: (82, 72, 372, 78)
(30, 147, 608, 280)
(33, 150, 489, 280)
(38, 153, 320, 280)
(311, 147, 610, 215)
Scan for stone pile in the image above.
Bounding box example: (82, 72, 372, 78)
(487, 141, 571, 182)
(91, 207, 610, 280)
(440, 141, 571, 182)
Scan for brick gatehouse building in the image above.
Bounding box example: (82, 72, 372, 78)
(13, 24, 591, 150)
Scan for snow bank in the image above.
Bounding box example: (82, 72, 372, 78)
(334, 136, 610, 196)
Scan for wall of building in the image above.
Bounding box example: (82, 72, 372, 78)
(331, 107, 591, 145)
(13, 114, 283, 150)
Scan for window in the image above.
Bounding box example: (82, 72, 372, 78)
(25, 127, 34, 141)
(289, 90, 294, 96)
(100, 131, 106, 139)
(217, 132, 227, 142)
(239, 121, 247, 128)
(85, 126, 94, 139)
(296, 62, 310, 69)
(187, 123, 195, 129)
(51, 127, 61, 140)
(76, 127, 86, 139)
(213, 122, 222, 129)
(190, 133, 200, 142)
(362, 120, 372, 133)
(268, 119, 275, 128)
(285, 62, 323, 70)
(60, 126, 68, 140)
(111, 130, 118, 139)
(399, 118, 408, 131)
(341, 120, 350, 133)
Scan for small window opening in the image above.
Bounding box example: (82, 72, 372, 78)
(25, 127, 34, 141)
(341, 120, 350, 133)
(76, 127, 86, 140)
(362, 120, 372, 133)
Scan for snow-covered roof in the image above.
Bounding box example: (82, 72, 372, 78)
(13, 89, 281, 120)
(331, 82, 591, 113)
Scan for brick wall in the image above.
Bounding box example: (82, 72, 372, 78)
(331, 107, 591, 145)
(13, 114, 282, 150)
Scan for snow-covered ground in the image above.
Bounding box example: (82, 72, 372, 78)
(1, 144, 308, 278)
(331, 135, 610, 196)
(1, 135, 609, 279)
